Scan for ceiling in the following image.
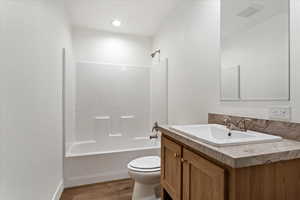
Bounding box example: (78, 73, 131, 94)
(65, 0, 181, 37)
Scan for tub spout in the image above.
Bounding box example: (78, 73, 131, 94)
(150, 134, 158, 140)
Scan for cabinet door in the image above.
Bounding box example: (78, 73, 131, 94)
(161, 136, 182, 200)
(182, 148, 225, 200)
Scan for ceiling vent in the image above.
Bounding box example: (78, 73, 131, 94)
(237, 4, 264, 18)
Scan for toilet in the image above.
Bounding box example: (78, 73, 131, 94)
(128, 156, 161, 200)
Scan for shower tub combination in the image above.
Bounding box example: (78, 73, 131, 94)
(64, 61, 167, 187)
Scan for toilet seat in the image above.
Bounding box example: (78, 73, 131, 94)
(128, 156, 160, 172)
(128, 156, 161, 199)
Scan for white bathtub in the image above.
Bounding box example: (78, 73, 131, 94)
(64, 138, 160, 188)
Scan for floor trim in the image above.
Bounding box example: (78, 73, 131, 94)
(52, 180, 64, 200)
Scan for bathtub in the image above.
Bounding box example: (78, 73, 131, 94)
(64, 137, 160, 188)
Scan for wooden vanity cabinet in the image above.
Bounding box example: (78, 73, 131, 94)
(161, 136, 224, 200)
(161, 134, 300, 200)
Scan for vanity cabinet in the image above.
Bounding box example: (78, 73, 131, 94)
(161, 134, 300, 200)
(161, 136, 224, 200)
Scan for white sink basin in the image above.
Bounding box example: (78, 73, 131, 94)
(170, 124, 282, 147)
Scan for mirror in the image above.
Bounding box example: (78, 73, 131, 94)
(221, 0, 290, 101)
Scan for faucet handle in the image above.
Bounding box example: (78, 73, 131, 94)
(152, 121, 159, 133)
(224, 117, 231, 124)
(244, 118, 253, 128)
(150, 122, 160, 140)
(237, 118, 252, 131)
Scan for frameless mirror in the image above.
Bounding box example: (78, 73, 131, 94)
(221, 0, 290, 101)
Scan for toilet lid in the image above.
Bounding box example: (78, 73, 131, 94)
(129, 156, 160, 170)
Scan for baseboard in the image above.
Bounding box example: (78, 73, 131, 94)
(64, 170, 129, 188)
(52, 180, 64, 200)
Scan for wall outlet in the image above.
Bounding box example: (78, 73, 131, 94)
(269, 107, 291, 121)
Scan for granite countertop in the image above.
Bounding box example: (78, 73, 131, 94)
(159, 125, 300, 168)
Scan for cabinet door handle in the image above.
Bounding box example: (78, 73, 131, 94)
(174, 153, 180, 158)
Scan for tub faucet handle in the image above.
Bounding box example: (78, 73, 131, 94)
(150, 122, 159, 140)
(152, 121, 159, 133)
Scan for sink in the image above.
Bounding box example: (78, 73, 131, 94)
(170, 124, 282, 147)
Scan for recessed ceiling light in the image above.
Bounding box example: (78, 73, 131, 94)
(112, 20, 121, 27)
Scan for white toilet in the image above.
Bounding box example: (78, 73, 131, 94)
(128, 156, 161, 200)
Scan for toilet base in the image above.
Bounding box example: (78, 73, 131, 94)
(132, 182, 160, 200)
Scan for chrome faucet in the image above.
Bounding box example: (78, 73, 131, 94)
(224, 117, 252, 132)
(150, 134, 159, 140)
(224, 118, 237, 135)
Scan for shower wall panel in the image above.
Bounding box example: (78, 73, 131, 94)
(75, 62, 151, 143)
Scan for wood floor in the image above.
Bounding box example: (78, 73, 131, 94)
(60, 179, 134, 200)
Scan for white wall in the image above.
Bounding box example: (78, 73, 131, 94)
(153, 0, 220, 124)
(0, 0, 74, 199)
(72, 27, 152, 66)
(0, 0, 5, 195)
(153, 0, 300, 123)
